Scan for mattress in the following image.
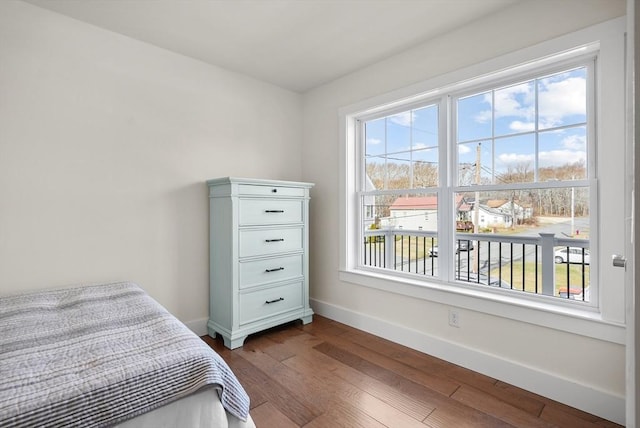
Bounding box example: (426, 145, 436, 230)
(113, 387, 255, 428)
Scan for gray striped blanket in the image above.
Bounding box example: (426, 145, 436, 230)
(0, 281, 250, 427)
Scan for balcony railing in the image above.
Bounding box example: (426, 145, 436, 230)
(362, 228, 590, 302)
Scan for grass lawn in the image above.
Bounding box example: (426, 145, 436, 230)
(365, 235, 436, 261)
(395, 235, 434, 260)
(490, 262, 590, 296)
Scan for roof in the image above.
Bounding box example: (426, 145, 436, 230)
(487, 199, 532, 209)
(390, 196, 437, 210)
(390, 195, 467, 210)
(487, 199, 508, 208)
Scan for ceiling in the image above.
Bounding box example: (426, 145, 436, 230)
(24, 0, 520, 93)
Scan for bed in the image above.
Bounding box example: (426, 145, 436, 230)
(0, 281, 255, 428)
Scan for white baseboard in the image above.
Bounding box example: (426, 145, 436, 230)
(310, 298, 625, 426)
(184, 317, 209, 337)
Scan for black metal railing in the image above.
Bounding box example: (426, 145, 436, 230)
(362, 229, 590, 302)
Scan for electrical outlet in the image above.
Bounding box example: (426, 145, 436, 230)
(449, 309, 460, 328)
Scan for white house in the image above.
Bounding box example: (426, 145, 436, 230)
(386, 196, 438, 231)
(384, 195, 470, 231)
(476, 204, 513, 229)
(487, 199, 533, 224)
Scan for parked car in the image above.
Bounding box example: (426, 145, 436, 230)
(554, 247, 590, 264)
(558, 286, 590, 301)
(429, 240, 474, 257)
(457, 239, 474, 251)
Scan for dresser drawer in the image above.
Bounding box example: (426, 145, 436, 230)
(239, 227, 302, 258)
(239, 254, 303, 289)
(239, 282, 303, 325)
(239, 199, 303, 225)
(238, 184, 305, 198)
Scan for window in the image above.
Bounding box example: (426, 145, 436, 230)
(340, 19, 626, 342)
(357, 57, 595, 305)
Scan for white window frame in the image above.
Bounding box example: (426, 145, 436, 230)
(356, 55, 597, 304)
(338, 18, 626, 344)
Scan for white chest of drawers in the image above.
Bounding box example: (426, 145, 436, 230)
(207, 177, 314, 349)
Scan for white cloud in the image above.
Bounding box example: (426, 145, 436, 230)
(538, 76, 586, 128)
(509, 121, 535, 132)
(498, 153, 534, 165)
(389, 111, 414, 127)
(471, 74, 586, 129)
(560, 134, 586, 150)
(474, 109, 492, 123)
(474, 83, 534, 124)
(458, 144, 472, 154)
(494, 82, 535, 119)
(367, 138, 382, 145)
(539, 149, 586, 167)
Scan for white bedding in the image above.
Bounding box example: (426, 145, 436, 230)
(113, 387, 255, 428)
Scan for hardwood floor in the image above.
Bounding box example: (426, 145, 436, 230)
(202, 316, 622, 428)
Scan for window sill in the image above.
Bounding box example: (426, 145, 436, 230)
(339, 268, 625, 344)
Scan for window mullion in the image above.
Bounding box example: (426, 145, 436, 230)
(441, 95, 453, 280)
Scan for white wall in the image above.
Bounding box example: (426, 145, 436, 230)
(0, 1, 303, 324)
(302, 0, 627, 424)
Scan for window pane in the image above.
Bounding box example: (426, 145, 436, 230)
(494, 81, 535, 137)
(533, 187, 590, 229)
(412, 105, 438, 150)
(412, 149, 438, 187)
(362, 193, 439, 275)
(365, 155, 385, 190)
(363, 193, 439, 231)
(457, 92, 492, 142)
(457, 141, 492, 185)
(363, 194, 393, 230)
(494, 134, 536, 183)
(365, 117, 386, 156)
(538, 126, 587, 179)
(453, 188, 589, 299)
(387, 113, 411, 153)
(455, 190, 525, 234)
(538, 67, 587, 130)
(388, 193, 439, 232)
(386, 152, 411, 189)
(455, 187, 589, 235)
(364, 103, 440, 190)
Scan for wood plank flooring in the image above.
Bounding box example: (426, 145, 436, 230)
(201, 316, 622, 428)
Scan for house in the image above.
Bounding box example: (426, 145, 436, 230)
(0, 1, 635, 426)
(458, 199, 516, 229)
(487, 199, 534, 224)
(385, 194, 470, 231)
(475, 204, 513, 229)
(386, 196, 438, 231)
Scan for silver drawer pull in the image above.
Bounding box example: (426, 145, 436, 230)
(265, 267, 284, 273)
(265, 238, 284, 242)
(264, 210, 285, 213)
(265, 297, 284, 304)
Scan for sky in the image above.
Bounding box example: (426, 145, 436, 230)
(365, 66, 588, 187)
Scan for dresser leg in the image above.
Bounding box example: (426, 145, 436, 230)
(300, 314, 313, 325)
(223, 335, 247, 350)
